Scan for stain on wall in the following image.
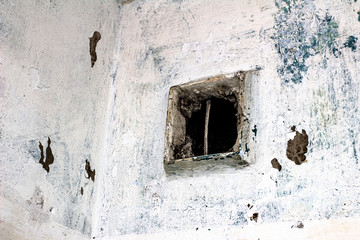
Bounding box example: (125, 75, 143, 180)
(286, 129, 309, 165)
(26, 187, 44, 209)
(273, 0, 340, 83)
(38, 137, 54, 173)
(344, 36, 358, 52)
(89, 31, 101, 67)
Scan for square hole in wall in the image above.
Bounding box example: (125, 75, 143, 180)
(164, 71, 256, 171)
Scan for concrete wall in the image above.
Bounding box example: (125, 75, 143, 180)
(1, 0, 360, 239)
(98, 0, 360, 238)
(0, 0, 119, 237)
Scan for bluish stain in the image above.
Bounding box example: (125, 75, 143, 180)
(148, 47, 165, 72)
(353, 140, 358, 165)
(358, 11, 360, 22)
(273, 0, 340, 83)
(259, 202, 281, 221)
(245, 143, 250, 153)
(348, 129, 359, 164)
(233, 211, 247, 225)
(135, 180, 141, 186)
(344, 36, 358, 52)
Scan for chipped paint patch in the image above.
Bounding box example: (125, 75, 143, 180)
(286, 129, 309, 165)
(38, 137, 54, 173)
(85, 159, 95, 182)
(89, 31, 101, 67)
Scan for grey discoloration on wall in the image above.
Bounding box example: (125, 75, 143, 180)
(273, 0, 340, 83)
(89, 31, 101, 67)
(344, 36, 358, 51)
(26, 187, 44, 209)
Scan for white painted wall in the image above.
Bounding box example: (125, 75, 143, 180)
(1, 0, 360, 239)
(0, 0, 119, 238)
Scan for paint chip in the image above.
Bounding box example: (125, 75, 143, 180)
(271, 158, 282, 171)
(85, 159, 96, 182)
(286, 129, 309, 165)
(39, 137, 54, 173)
(89, 31, 101, 67)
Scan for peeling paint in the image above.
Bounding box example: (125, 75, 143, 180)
(89, 31, 101, 67)
(286, 129, 309, 165)
(85, 159, 95, 182)
(271, 158, 282, 171)
(38, 137, 54, 173)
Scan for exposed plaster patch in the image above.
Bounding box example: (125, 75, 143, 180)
(39, 137, 54, 173)
(286, 129, 309, 165)
(85, 159, 95, 182)
(271, 158, 282, 171)
(89, 31, 101, 67)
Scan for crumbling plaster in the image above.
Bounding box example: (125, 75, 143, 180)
(1, 0, 360, 239)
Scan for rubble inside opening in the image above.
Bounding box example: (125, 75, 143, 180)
(165, 72, 248, 164)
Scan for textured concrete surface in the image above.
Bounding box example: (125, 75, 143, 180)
(1, 0, 360, 239)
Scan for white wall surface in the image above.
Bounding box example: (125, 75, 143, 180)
(1, 0, 360, 239)
(0, 0, 119, 237)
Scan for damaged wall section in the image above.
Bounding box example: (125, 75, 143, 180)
(164, 70, 258, 168)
